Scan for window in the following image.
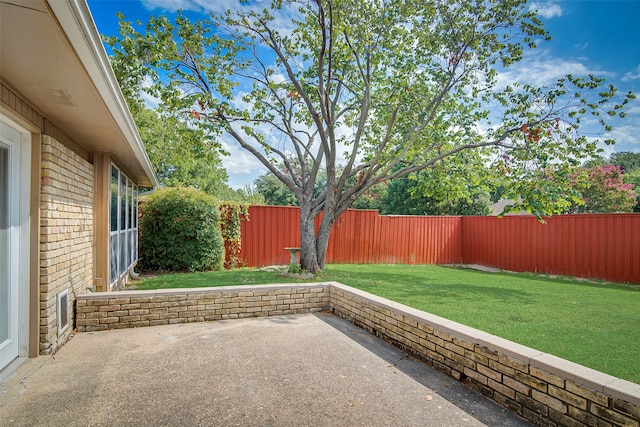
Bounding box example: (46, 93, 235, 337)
(109, 165, 139, 287)
(0, 145, 8, 345)
(119, 174, 127, 277)
(109, 166, 118, 284)
(129, 181, 137, 265)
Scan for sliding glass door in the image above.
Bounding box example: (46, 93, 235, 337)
(0, 128, 19, 370)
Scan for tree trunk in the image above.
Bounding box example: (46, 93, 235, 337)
(314, 209, 334, 269)
(299, 204, 320, 273)
(299, 203, 337, 274)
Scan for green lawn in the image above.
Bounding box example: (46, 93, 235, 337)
(134, 264, 640, 383)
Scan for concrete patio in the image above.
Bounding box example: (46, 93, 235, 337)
(0, 313, 532, 426)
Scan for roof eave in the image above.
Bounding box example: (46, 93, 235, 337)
(47, 0, 158, 188)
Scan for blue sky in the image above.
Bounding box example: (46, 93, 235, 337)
(87, 0, 640, 189)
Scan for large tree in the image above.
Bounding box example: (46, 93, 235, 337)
(610, 151, 640, 174)
(623, 169, 640, 212)
(381, 175, 491, 216)
(605, 151, 640, 212)
(107, 0, 633, 273)
(582, 151, 640, 211)
(133, 106, 229, 195)
(255, 171, 299, 206)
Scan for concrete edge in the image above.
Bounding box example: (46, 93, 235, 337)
(76, 282, 333, 299)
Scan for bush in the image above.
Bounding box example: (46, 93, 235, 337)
(139, 187, 224, 272)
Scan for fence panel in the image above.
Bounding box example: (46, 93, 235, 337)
(326, 209, 379, 264)
(236, 206, 639, 283)
(239, 205, 300, 267)
(239, 206, 463, 266)
(461, 214, 640, 283)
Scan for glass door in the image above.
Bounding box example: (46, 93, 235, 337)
(0, 145, 8, 345)
(0, 127, 19, 370)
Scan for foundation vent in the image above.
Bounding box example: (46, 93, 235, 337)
(57, 289, 69, 335)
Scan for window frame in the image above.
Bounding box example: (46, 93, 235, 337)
(109, 164, 139, 288)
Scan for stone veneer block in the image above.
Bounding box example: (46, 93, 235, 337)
(477, 334, 544, 364)
(330, 282, 453, 328)
(434, 321, 493, 345)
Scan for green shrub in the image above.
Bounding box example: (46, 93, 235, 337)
(139, 187, 224, 272)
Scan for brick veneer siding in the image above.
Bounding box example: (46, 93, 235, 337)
(40, 135, 94, 354)
(76, 282, 639, 426)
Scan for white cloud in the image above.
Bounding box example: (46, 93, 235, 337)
(139, 76, 162, 109)
(495, 49, 615, 89)
(622, 65, 640, 82)
(603, 124, 640, 153)
(497, 58, 587, 88)
(141, 0, 249, 15)
(220, 136, 267, 189)
(529, 2, 563, 19)
(141, 0, 299, 36)
(623, 98, 640, 116)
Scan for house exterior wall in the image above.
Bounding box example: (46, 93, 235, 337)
(1, 82, 147, 364)
(39, 135, 94, 354)
(1, 1, 156, 375)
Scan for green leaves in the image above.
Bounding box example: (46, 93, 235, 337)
(139, 188, 225, 272)
(569, 165, 638, 213)
(132, 107, 229, 196)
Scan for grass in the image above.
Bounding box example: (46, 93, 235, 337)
(134, 264, 640, 383)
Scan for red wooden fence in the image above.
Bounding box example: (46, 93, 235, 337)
(237, 206, 640, 284)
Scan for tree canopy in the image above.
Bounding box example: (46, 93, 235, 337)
(133, 106, 229, 195)
(106, 0, 634, 272)
(568, 165, 637, 213)
(105, 28, 230, 196)
(610, 152, 640, 174)
(255, 171, 300, 207)
(581, 151, 640, 212)
(608, 153, 640, 212)
(254, 168, 491, 216)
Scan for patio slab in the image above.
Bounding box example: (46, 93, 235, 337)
(0, 313, 532, 426)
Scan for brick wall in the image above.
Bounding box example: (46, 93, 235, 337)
(75, 282, 639, 426)
(76, 284, 331, 331)
(39, 135, 94, 354)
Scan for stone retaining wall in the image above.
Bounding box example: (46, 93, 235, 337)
(76, 284, 330, 331)
(76, 282, 639, 427)
(329, 283, 639, 427)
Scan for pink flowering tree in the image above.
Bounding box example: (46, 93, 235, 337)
(570, 165, 637, 213)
